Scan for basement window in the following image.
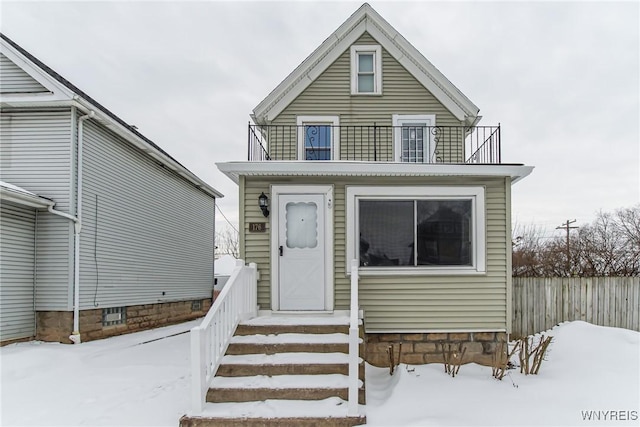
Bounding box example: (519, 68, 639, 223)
(102, 307, 126, 326)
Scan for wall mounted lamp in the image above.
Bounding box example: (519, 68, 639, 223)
(258, 192, 269, 217)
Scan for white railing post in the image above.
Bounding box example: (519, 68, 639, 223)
(348, 258, 360, 416)
(248, 262, 258, 318)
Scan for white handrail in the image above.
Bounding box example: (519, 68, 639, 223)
(190, 259, 258, 413)
(348, 258, 360, 416)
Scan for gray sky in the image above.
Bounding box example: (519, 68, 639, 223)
(2, 1, 638, 238)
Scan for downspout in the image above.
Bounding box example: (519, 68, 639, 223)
(48, 109, 94, 344)
(45, 204, 80, 342)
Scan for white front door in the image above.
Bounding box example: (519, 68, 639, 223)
(277, 193, 326, 310)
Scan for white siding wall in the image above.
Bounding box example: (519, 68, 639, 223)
(0, 53, 48, 94)
(78, 118, 215, 308)
(0, 110, 74, 310)
(0, 202, 36, 341)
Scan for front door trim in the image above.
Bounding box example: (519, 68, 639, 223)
(271, 184, 334, 312)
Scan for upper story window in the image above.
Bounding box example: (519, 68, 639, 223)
(296, 116, 340, 160)
(350, 45, 382, 95)
(393, 114, 436, 163)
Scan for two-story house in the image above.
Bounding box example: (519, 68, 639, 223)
(217, 3, 533, 369)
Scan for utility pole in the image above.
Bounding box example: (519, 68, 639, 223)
(556, 219, 578, 274)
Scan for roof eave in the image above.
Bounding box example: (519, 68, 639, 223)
(216, 161, 534, 185)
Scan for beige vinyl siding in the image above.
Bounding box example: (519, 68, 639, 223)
(0, 110, 74, 310)
(242, 176, 508, 331)
(242, 180, 272, 307)
(78, 118, 215, 309)
(0, 53, 48, 94)
(268, 32, 463, 162)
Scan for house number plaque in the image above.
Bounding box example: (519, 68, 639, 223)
(249, 222, 266, 232)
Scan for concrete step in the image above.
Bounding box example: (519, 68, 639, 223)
(216, 352, 365, 378)
(207, 374, 366, 404)
(179, 398, 366, 427)
(227, 332, 364, 356)
(235, 324, 350, 336)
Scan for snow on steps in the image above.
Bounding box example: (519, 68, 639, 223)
(179, 398, 366, 426)
(180, 316, 366, 427)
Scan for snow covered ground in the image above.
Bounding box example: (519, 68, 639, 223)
(1, 321, 638, 426)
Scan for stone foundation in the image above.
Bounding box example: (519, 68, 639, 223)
(365, 331, 508, 367)
(36, 298, 212, 343)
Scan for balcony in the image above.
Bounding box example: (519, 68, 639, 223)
(248, 124, 501, 164)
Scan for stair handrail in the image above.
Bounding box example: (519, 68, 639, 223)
(190, 259, 258, 413)
(348, 259, 360, 416)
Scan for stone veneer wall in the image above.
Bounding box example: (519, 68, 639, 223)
(36, 298, 212, 343)
(366, 331, 508, 367)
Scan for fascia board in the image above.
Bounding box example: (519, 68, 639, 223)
(217, 161, 534, 184)
(364, 23, 468, 121)
(254, 17, 368, 123)
(0, 40, 75, 101)
(263, 21, 367, 122)
(253, 4, 370, 121)
(72, 99, 224, 199)
(363, 5, 479, 117)
(363, 17, 479, 121)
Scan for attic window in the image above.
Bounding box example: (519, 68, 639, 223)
(350, 45, 382, 95)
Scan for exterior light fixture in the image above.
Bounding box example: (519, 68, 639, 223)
(258, 192, 269, 217)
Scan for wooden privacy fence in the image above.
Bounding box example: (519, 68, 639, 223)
(512, 277, 640, 337)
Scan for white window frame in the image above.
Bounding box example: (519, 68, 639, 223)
(350, 45, 382, 95)
(296, 116, 340, 161)
(345, 186, 486, 276)
(393, 114, 436, 163)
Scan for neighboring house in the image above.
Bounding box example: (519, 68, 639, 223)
(217, 4, 533, 366)
(0, 34, 223, 345)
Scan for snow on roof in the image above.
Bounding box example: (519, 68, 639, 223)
(0, 180, 37, 196)
(0, 181, 54, 208)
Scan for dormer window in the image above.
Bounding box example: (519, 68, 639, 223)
(350, 45, 382, 95)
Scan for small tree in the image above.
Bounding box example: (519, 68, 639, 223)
(215, 226, 239, 258)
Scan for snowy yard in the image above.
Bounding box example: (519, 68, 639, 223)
(1, 320, 638, 426)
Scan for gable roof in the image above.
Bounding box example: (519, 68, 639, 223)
(0, 33, 223, 199)
(253, 3, 480, 126)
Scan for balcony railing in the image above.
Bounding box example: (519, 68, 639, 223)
(248, 123, 501, 164)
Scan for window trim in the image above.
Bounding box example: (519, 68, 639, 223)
(392, 114, 436, 163)
(350, 45, 382, 95)
(296, 116, 340, 160)
(346, 186, 486, 275)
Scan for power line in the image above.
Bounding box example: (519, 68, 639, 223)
(215, 204, 239, 234)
